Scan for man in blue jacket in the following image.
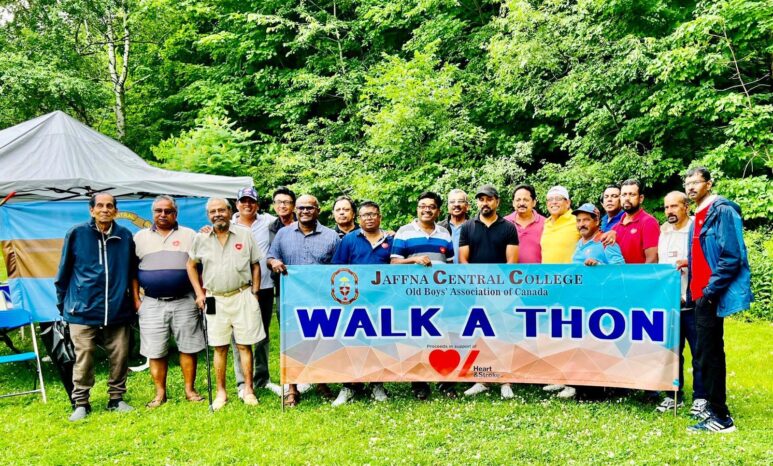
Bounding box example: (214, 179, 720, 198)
(682, 167, 752, 433)
(55, 193, 138, 421)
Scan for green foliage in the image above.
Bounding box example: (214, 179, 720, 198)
(744, 228, 773, 321)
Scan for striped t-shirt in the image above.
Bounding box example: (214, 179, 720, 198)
(134, 225, 196, 298)
(391, 221, 454, 264)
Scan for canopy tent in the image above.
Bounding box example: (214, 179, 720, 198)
(0, 110, 253, 201)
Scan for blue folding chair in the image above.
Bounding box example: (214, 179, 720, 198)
(0, 309, 47, 403)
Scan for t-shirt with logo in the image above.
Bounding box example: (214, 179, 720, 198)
(612, 209, 660, 264)
(391, 221, 454, 264)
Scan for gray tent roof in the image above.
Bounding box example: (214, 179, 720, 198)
(0, 111, 254, 201)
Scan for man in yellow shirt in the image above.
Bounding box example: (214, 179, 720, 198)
(540, 186, 579, 264)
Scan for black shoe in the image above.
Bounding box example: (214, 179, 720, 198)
(688, 414, 736, 433)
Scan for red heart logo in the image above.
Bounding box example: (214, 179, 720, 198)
(429, 349, 460, 376)
(235, 243, 243, 250)
(172, 240, 180, 247)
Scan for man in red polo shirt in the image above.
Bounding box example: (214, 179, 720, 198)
(613, 179, 659, 263)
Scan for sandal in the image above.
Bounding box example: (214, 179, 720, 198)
(186, 394, 205, 402)
(283, 391, 299, 408)
(146, 398, 167, 409)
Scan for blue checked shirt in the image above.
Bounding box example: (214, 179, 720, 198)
(267, 221, 340, 265)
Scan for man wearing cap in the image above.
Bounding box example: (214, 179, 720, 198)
(544, 202, 624, 399)
(132, 195, 205, 409)
(504, 184, 545, 263)
(600, 185, 624, 233)
(459, 185, 519, 399)
(613, 179, 660, 264)
(540, 186, 580, 264)
(230, 187, 282, 398)
(438, 189, 470, 263)
(187, 198, 265, 410)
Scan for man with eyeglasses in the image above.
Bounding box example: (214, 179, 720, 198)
(132, 195, 205, 409)
(330, 201, 394, 407)
(391, 191, 456, 399)
(269, 186, 297, 243)
(600, 185, 624, 232)
(681, 167, 751, 433)
(187, 198, 265, 410)
(612, 179, 660, 264)
(56, 193, 138, 421)
(540, 186, 580, 264)
(267, 194, 341, 407)
(438, 189, 470, 263)
(504, 184, 545, 263)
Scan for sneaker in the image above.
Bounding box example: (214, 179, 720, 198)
(543, 384, 564, 392)
(656, 396, 684, 413)
(237, 387, 245, 401)
(106, 399, 134, 413)
(372, 384, 388, 402)
(500, 384, 514, 399)
(464, 383, 489, 397)
(690, 398, 708, 416)
(557, 386, 577, 399)
(331, 387, 355, 407)
(688, 414, 736, 433)
(68, 406, 90, 422)
(297, 383, 313, 394)
(265, 382, 283, 397)
(129, 359, 149, 373)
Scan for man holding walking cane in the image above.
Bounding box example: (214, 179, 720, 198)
(187, 198, 266, 411)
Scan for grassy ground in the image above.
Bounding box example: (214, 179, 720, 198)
(0, 318, 770, 465)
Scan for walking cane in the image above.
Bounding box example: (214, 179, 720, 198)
(201, 305, 214, 413)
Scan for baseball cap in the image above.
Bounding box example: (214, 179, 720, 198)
(475, 184, 500, 199)
(572, 203, 600, 218)
(237, 187, 258, 201)
(546, 185, 570, 200)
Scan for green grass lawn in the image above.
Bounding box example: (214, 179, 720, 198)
(0, 318, 770, 465)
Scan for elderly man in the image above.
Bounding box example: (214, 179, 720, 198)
(600, 185, 624, 232)
(540, 186, 580, 264)
(330, 201, 394, 407)
(655, 191, 707, 416)
(55, 193, 137, 421)
(612, 179, 660, 264)
(187, 198, 265, 410)
(332, 195, 359, 238)
(438, 189, 470, 263)
(459, 185, 519, 399)
(267, 194, 341, 407)
(683, 168, 751, 433)
(132, 195, 205, 409)
(391, 191, 455, 400)
(504, 184, 545, 263)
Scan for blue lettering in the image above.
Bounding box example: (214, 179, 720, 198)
(514, 307, 546, 338)
(296, 308, 341, 338)
(411, 307, 442, 337)
(343, 308, 377, 338)
(380, 307, 407, 337)
(550, 307, 583, 339)
(588, 308, 625, 340)
(461, 307, 495, 337)
(631, 309, 665, 342)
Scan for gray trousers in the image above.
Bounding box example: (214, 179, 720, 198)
(70, 323, 130, 407)
(232, 288, 274, 388)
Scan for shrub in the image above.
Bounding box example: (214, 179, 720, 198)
(743, 228, 773, 321)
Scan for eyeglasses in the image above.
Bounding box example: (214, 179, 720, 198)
(296, 206, 317, 212)
(418, 204, 438, 211)
(684, 180, 707, 188)
(153, 208, 176, 215)
(359, 213, 380, 219)
(274, 200, 293, 206)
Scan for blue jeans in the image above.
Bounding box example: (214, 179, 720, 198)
(678, 306, 707, 401)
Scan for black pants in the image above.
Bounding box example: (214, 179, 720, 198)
(694, 296, 729, 418)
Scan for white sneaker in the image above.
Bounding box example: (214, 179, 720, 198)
(464, 383, 489, 396)
(557, 386, 577, 399)
(265, 382, 283, 397)
(372, 384, 388, 402)
(543, 384, 564, 392)
(656, 396, 684, 413)
(331, 387, 354, 407)
(690, 398, 708, 416)
(237, 387, 245, 401)
(297, 383, 313, 394)
(129, 359, 149, 373)
(500, 383, 514, 399)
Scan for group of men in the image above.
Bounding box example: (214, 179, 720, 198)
(54, 166, 751, 433)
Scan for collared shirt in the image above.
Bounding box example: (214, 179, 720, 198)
(267, 221, 340, 265)
(659, 218, 693, 302)
(391, 221, 454, 264)
(540, 211, 580, 264)
(600, 210, 624, 233)
(438, 216, 468, 263)
(504, 211, 545, 263)
(332, 229, 393, 265)
(135, 224, 195, 298)
(189, 223, 262, 294)
(233, 212, 277, 290)
(459, 215, 519, 264)
(334, 223, 360, 239)
(613, 209, 660, 264)
(572, 234, 625, 265)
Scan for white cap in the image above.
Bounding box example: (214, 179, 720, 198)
(546, 185, 570, 200)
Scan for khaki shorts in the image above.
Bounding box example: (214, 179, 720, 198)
(138, 295, 205, 358)
(205, 288, 265, 347)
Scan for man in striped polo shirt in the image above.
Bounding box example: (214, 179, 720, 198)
(391, 191, 456, 399)
(132, 195, 206, 408)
